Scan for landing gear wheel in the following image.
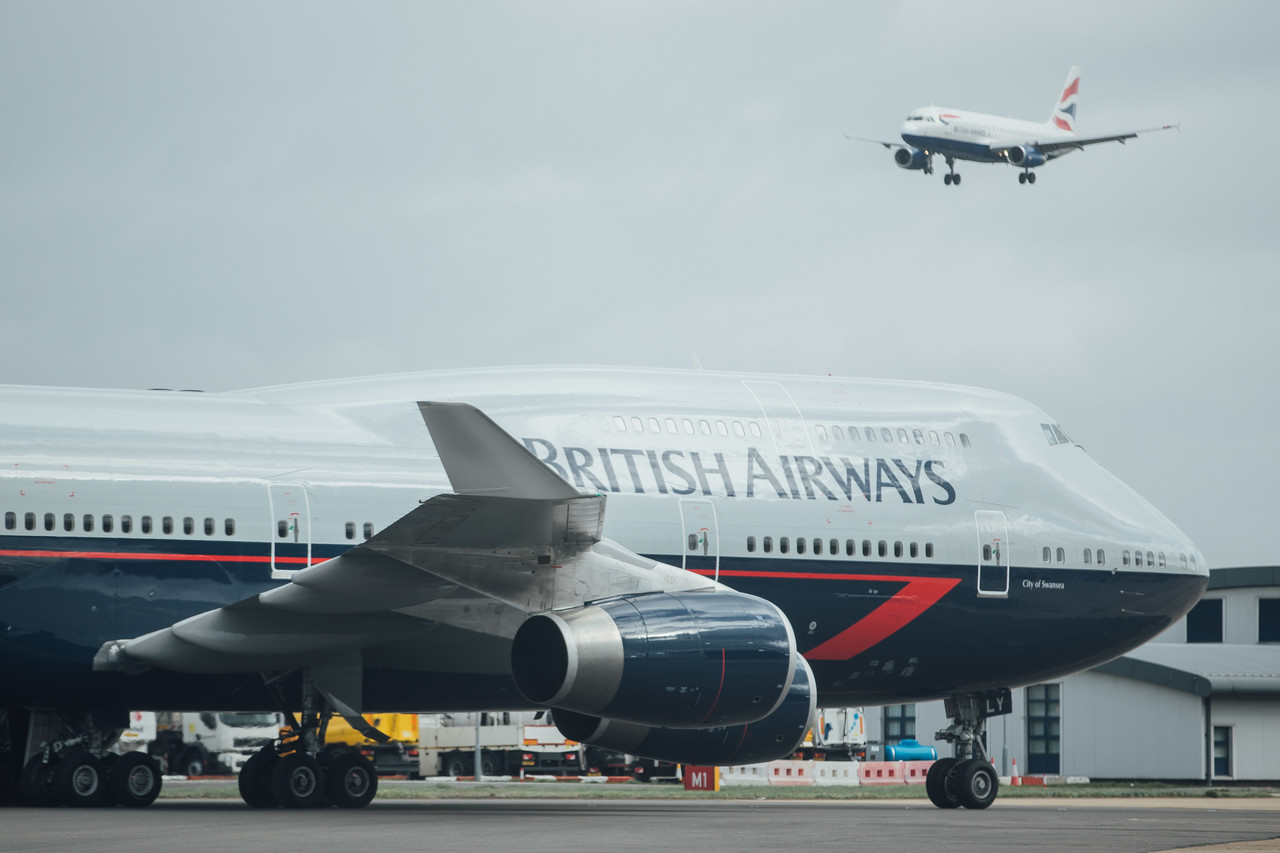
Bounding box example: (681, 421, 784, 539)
(1019, 172, 1027, 184)
(238, 748, 279, 808)
(1027, 171, 1036, 184)
(55, 750, 107, 807)
(112, 752, 162, 808)
(953, 174, 961, 185)
(944, 174, 953, 185)
(956, 759, 999, 810)
(271, 753, 324, 809)
(925, 757, 961, 809)
(20, 755, 58, 806)
(325, 752, 377, 809)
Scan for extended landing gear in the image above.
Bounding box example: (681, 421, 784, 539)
(2, 709, 163, 808)
(236, 669, 379, 809)
(1018, 169, 1037, 185)
(943, 156, 961, 186)
(926, 689, 1009, 810)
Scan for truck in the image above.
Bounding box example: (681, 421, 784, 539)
(148, 711, 283, 776)
(418, 712, 584, 778)
(320, 713, 421, 778)
(793, 707, 868, 761)
(581, 747, 679, 781)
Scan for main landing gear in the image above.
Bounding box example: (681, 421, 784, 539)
(943, 156, 961, 186)
(237, 669, 379, 809)
(1, 708, 163, 808)
(925, 689, 1009, 810)
(1018, 169, 1037, 185)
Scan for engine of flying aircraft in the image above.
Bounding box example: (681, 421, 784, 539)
(551, 655, 816, 766)
(510, 590, 801, 729)
(894, 146, 930, 170)
(1005, 144, 1047, 168)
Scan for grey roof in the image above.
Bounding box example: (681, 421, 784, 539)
(1207, 565, 1280, 591)
(1094, 643, 1280, 697)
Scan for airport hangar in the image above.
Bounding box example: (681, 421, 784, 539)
(861, 565, 1280, 783)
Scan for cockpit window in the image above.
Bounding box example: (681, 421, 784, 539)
(1052, 425, 1071, 445)
(1042, 424, 1058, 445)
(1042, 424, 1074, 446)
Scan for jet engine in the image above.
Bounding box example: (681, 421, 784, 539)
(894, 146, 930, 170)
(510, 590, 797, 729)
(1005, 145, 1047, 168)
(552, 655, 816, 767)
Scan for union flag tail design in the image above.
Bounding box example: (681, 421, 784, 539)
(1050, 66, 1080, 133)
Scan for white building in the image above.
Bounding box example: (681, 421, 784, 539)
(863, 566, 1280, 781)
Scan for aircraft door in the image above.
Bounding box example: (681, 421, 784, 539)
(975, 510, 1010, 597)
(679, 498, 720, 581)
(268, 484, 312, 579)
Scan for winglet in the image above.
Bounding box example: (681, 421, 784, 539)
(418, 401, 582, 500)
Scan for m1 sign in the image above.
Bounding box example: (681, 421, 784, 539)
(683, 766, 720, 791)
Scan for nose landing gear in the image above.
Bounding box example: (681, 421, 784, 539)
(926, 689, 1010, 810)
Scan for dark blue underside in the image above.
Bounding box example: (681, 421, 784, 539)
(0, 538, 1205, 712)
(902, 133, 1005, 164)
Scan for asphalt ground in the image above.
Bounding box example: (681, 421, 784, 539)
(4, 794, 1278, 853)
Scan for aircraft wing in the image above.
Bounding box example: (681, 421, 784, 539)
(844, 133, 901, 149)
(993, 123, 1180, 158)
(94, 402, 710, 684)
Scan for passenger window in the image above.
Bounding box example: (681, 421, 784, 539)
(865, 428, 876, 443)
(812, 538, 822, 556)
(732, 421, 745, 437)
(1158, 552, 1166, 568)
(346, 522, 356, 540)
(845, 539, 854, 556)
(983, 544, 992, 561)
(665, 418, 678, 434)
(716, 421, 728, 436)
(63, 513, 74, 532)
(25, 512, 35, 531)
(613, 416, 626, 431)
(913, 429, 925, 445)
(1147, 551, 1155, 567)
(894, 541, 903, 558)
(816, 425, 828, 441)
(1097, 548, 1105, 565)
(1180, 554, 1188, 570)
(631, 417, 644, 433)
(3, 511, 13, 530)
(749, 422, 762, 438)
(945, 433, 956, 447)
(833, 426, 844, 441)
(225, 518, 235, 536)
(960, 434, 972, 448)
(648, 417, 661, 433)
(44, 512, 54, 532)
(1123, 550, 1131, 566)
(141, 516, 153, 534)
(881, 429, 893, 443)
(929, 431, 940, 445)
(121, 515, 132, 534)
(878, 540, 888, 557)
(830, 538, 838, 556)
(688, 533, 699, 551)
(82, 514, 94, 533)
(910, 542, 919, 558)
(1042, 547, 1051, 563)
(763, 536, 773, 554)
(699, 420, 712, 436)
(925, 543, 934, 558)
(863, 540, 872, 557)
(1083, 549, 1092, 565)
(746, 536, 756, 553)
(848, 427, 860, 442)
(682, 419, 695, 435)
(102, 514, 113, 533)
(1135, 551, 1143, 567)
(363, 522, 374, 539)
(1056, 547, 1065, 564)
(204, 517, 214, 536)
(277, 520, 288, 538)
(897, 429, 909, 444)
(797, 538, 806, 555)
(183, 517, 194, 535)
(780, 537, 790, 554)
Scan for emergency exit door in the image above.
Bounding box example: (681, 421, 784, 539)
(679, 499, 719, 581)
(975, 509, 1010, 597)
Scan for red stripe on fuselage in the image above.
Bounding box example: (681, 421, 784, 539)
(691, 568, 961, 661)
(0, 549, 318, 565)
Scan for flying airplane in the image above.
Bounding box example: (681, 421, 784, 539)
(849, 66, 1179, 185)
(0, 366, 1206, 811)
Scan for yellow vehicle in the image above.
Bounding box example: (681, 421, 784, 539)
(320, 714, 421, 778)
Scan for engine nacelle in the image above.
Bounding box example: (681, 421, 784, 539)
(554, 656, 816, 767)
(511, 590, 797, 728)
(894, 146, 930, 170)
(1006, 145, 1046, 168)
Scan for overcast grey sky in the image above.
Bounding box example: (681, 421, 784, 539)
(2, 1, 1277, 568)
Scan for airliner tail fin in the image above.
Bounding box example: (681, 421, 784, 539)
(1050, 66, 1080, 133)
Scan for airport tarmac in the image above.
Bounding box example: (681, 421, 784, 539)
(3, 797, 1278, 853)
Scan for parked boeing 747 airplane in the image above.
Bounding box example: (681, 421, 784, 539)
(849, 67, 1178, 185)
(0, 367, 1205, 810)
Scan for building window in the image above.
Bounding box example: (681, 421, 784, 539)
(883, 704, 916, 742)
(1259, 599, 1280, 643)
(1026, 684, 1061, 775)
(1213, 726, 1232, 778)
(1186, 598, 1224, 643)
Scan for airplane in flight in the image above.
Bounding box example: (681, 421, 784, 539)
(0, 366, 1206, 811)
(850, 66, 1179, 185)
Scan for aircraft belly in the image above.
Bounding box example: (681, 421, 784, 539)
(901, 134, 1003, 163)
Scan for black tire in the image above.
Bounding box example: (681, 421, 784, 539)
(325, 752, 378, 809)
(925, 757, 960, 809)
(944, 174, 952, 185)
(480, 753, 499, 777)
(953, 174, 961, 186)
(1019, 172, 1027, 184)
(271, 753, 324, 809)
(956, 759, 999, 810)
(55, 750, 108, 807)
(178, 748, 206, 777)
(1028, 172, 1036, 184)
(238, 749, 278, 808)
(112, 752, 162, 808)
(443, 752, 469, 778)
(20, 755, 59, 807)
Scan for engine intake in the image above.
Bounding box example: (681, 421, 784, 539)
(894, 146, 930, 170)
(511, 590, 798, 728)
(553, 656, 816, 766)
(1006, 145, 1046, 168)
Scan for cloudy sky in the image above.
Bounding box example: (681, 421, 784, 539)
(2, 1, 1276, 568)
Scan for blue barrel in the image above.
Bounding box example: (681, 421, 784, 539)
(883, 739, 937, 761)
